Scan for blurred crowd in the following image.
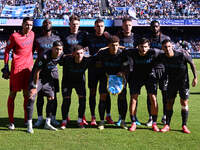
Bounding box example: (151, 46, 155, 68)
(38, 0, 100, 19)
(174, 39, 200, 53)
(134, 0, 200, 19)
(0, 0, 200, 19)
(0, 0, 37, 6)
(107, 0, 200, 19)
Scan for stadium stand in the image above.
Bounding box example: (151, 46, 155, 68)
(0, 0, 199, 56)
(107, 0, 200, 19)
(36, 0, 101, 19)
(0, 0, 199, 19)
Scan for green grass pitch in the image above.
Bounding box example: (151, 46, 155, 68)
(0, 60, 200, 150)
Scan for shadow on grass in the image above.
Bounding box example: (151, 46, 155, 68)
(190, 92, 200, 94)
(0, 117, 33, 128)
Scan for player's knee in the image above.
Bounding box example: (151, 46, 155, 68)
(89, 88, 96, 96)
(29, 93, 37, 101)
(180, 99, 188, 105)
(131, 94, 138, 101)
(63, 96, 71, 99)
(181, 99, 189, 110)
(47, 96, 54, 100)
(166, 102, 173, 110)
(23, 90, 29, 97)
(78, 95, 86, 99)
(9, 91, 16, 99)
(100, 93, 107, 101)
(181, 105, 189, 111)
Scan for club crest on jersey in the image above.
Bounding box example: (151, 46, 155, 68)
(38, 61, 43, 66)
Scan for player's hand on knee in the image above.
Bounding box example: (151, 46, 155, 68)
(29, 89, 37, 98)
(1, 64, 10, 80)
(192, 77, 197, 87)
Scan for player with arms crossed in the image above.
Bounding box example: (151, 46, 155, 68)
(26, 40, 63, 134)
(1, 17, 34, 130)
(160, 39, 197, 134)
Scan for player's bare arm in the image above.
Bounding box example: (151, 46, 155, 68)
(30, 68, 41, 98)
(185, 52, 197, 87)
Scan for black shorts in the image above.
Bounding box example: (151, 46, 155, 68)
(167, 77, 190, 100)
(29, 79, 55, 98)
(129, 74, 157, 95)
(88, 67, 104, 89)
(53, 78, 59, 93)
(62, 84, 86, 97)
(154, 68, 168, 91)
(98, 74, 108, 94)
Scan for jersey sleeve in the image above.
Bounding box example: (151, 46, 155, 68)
(36, 55, 47, 71)
(4, 34, 15, 64)
(154, 48, 164, 57)
(183, 50, 193, 64)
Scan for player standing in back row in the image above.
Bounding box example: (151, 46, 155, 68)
(1, 17, 34, 130)
(116, 17, 141, 126)
(34, 19, 61, 127)
(61, 15, 88, 125)
(145, 20, 171, 126)
(87, 19, 114, 125)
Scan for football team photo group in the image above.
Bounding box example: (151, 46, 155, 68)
(1, 15, 198, 136)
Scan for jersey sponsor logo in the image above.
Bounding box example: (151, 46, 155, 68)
(90, 43, 107, 49)
(151, 42, 162, 49)
(21, 39, 33, 47)
(40, 43, 53, 49)
(121, 42, 134, 48)
(104, 62, 121, 67)
(166, 63, 185, 69)
(47, 62, 57, 70)
(68, 65, 85, 73)
(67, 39, 79, 45)
(135, 58, 153, 64)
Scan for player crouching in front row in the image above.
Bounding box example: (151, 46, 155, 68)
(26, 40, 63, 134)
(60, 45, 90, 129)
